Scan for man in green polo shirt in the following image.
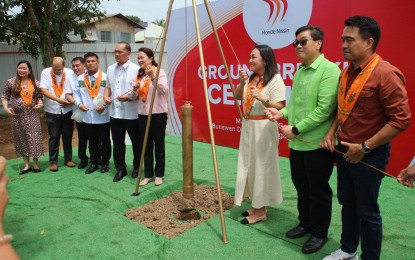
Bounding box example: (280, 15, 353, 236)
(265, 25, 340, 254)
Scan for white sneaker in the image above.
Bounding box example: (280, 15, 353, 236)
(322, 248, 358, 260)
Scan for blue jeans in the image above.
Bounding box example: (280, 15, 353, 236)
(336, 143, 390, 260)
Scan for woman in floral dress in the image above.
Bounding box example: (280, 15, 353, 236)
(1, 60, 44, 174)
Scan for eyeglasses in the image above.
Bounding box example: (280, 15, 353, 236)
(292, 38, 312, 47)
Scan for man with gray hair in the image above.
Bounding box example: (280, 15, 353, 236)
(104, 41, 141, 182)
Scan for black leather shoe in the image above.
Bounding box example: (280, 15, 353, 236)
(100, 164, 110, 173)
(85, 164, 99, 174)
(131, 169, 138, 178)
(286, 225, 309, 239)
(241, 211, 250, 217)
(78, 160, 89, 169)
(301, 236, 328, 254)
(19, 167, 32, 175)
(113, 170, 127, 182)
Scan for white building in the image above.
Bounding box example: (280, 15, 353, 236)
(135, 23, 165, 44)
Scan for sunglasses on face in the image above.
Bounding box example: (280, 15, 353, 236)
(292, 38, 311, 47)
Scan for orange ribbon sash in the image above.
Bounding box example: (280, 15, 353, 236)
(243, 75, 264, 116)
(84, 71, 103, 98)
(136, 66, 157, 103)
(20, 80, 34, 107)
(50, 70, 66, 97)
(338, 54, 381, 125)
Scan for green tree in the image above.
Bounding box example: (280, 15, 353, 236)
(125, 15, 142, 24)
(152, 18, 165, 27)
(0, 0, 105, 67)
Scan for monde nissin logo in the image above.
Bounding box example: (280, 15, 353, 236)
(243, 0, 313, 49)
(264, 0, 288, 26)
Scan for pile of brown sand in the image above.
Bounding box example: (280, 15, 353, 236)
(125, 184, 234, 239)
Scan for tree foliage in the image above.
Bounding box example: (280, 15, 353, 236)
(125, 15, 142, 24)
(0, 0, 106, 67)
(152, 18, 165, 27)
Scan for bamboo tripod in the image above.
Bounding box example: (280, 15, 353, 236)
(132, 0, 244, 244)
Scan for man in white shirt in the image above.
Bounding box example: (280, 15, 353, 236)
(104, 41, 140, 182)
(40, 57, 75, 172)
(69, 52, 111, 174)
(69, 57, 90, 169)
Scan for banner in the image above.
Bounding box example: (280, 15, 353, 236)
(167, 0, 415, 176)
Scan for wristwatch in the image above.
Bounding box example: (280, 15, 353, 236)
(292, 126, 301, 135)
(361, 142, 371, 154)
(262, 99, 270, 105)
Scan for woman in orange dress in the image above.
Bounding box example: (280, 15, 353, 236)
(1, 60, 44, 174)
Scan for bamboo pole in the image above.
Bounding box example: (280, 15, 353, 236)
(181, 102, 194, 198)
(191, 0, 228, 244)
(203, 0, 244, 122)
(132, 0, 174, 196)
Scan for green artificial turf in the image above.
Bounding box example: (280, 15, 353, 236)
(3, 136, 415, 259)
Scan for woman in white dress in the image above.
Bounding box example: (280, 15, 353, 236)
(234, 44, 286, 224)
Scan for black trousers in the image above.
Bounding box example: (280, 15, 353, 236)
(289, 148, 334, 238)
(84, 122, 111, 165)
(138, 113, 167, 178)
(76, 122, 89, 163)
(110, 117, 140, 171)
(45, 111, 74, 164)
